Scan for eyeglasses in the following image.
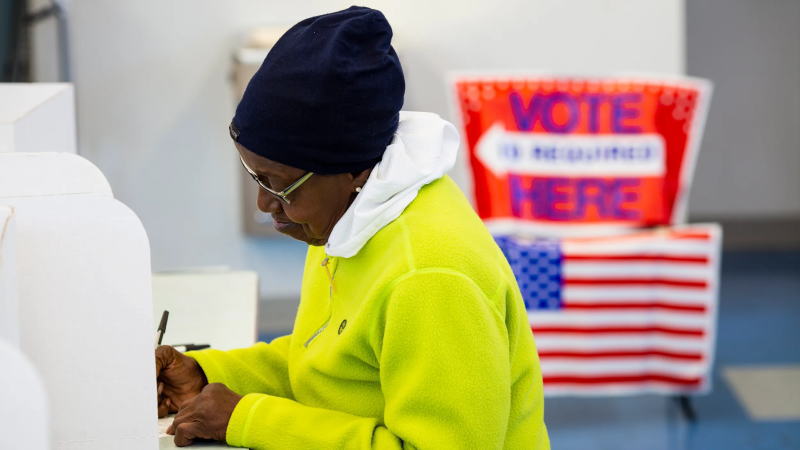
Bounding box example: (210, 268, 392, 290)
(239, 155, 314, 205)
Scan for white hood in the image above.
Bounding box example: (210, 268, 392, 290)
(325, 111, 459, 258)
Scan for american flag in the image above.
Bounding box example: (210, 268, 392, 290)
(495, 224, 722, 395)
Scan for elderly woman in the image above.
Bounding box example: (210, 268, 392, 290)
(155, 6, 548, 449)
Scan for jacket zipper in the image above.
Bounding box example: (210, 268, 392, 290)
(304, 255, 336, 348)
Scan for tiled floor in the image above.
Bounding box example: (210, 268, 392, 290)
(258, 251, 800, 449)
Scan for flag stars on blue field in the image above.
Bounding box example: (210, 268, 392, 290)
(495, 236, 563, 310)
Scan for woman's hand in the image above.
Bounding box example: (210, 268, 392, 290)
(166, 383, 243, 447)
(155, 345, 208, 418)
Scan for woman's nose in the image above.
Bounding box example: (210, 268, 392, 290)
(257, 189, 281, 214)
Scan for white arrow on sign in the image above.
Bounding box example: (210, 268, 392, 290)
(475, 123, 666, 177)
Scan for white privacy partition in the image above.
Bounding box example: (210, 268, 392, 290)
(0, 152, 157, 450)
(0, 83, 77, 153)
(0, 206, 19, 345)
(0, 338, 50, 450)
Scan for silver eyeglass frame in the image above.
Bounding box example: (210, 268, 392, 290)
(239, 155, 314, 205)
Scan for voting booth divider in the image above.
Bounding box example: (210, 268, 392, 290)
(1, 205, 19, 345)
(451, 74, 720, 398)
(0, 152, 158, 449)
(0, 338, 50, 450)
(2, 203, 49, 450)
(0, 83, 256, 449)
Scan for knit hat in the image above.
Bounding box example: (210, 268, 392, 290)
(230, 6, 405, 174)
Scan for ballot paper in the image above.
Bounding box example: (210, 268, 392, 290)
(158, 415, 173, 439)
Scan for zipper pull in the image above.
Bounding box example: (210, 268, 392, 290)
(321, 256, 335, 294)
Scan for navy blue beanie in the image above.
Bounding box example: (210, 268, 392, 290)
(230, 6, 405, 175)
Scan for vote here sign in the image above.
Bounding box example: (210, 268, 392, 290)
(452, 75, 712, 236)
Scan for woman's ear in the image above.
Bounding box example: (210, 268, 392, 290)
(351, 168, 372, 190)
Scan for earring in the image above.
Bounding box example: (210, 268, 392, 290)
(354, 186, 362, 193)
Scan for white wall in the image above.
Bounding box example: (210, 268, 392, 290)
(687, 0, 800, 218)
(62, 0, 684, 300)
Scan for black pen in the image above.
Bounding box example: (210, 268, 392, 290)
(154, 310, 169, 347)
(172, 343, 211, 352)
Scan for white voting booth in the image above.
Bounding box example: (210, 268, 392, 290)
(1, 194, 49, 450)
(0, 205, 19, 345)
(0, 153, 157, 450)
(1, 84, 157, 449)
(0, 338, 50, 450)
(1, 83, 254, 449)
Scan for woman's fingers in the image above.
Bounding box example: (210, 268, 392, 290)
(164, 383, 241, 445)
(155, 345, 174, 376)
(166, 404, 183, 435)
(173, 421, 203, 447)
(166, 414, 178, 435)
(158, 393, 180, 419)
(167, 399, 192, 435)
(157, 400, 169, 419)
(155, 345, 207, 417)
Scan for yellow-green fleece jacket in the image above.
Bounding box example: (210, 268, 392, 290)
(188, 176, 549, 449)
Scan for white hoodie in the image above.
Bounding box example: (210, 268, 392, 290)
(325, 111, 460, 258)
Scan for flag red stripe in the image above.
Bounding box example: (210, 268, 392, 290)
(564, 278, 708, 288)
(543, 373, 703, 386)
(561, 302, 707, 313)
(566, 231, 711, 243)
(532, 325, 705, 337)
(670, 232, 712, 241)
(564, 254, 709, 264)
(538, 349, 704, 361)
